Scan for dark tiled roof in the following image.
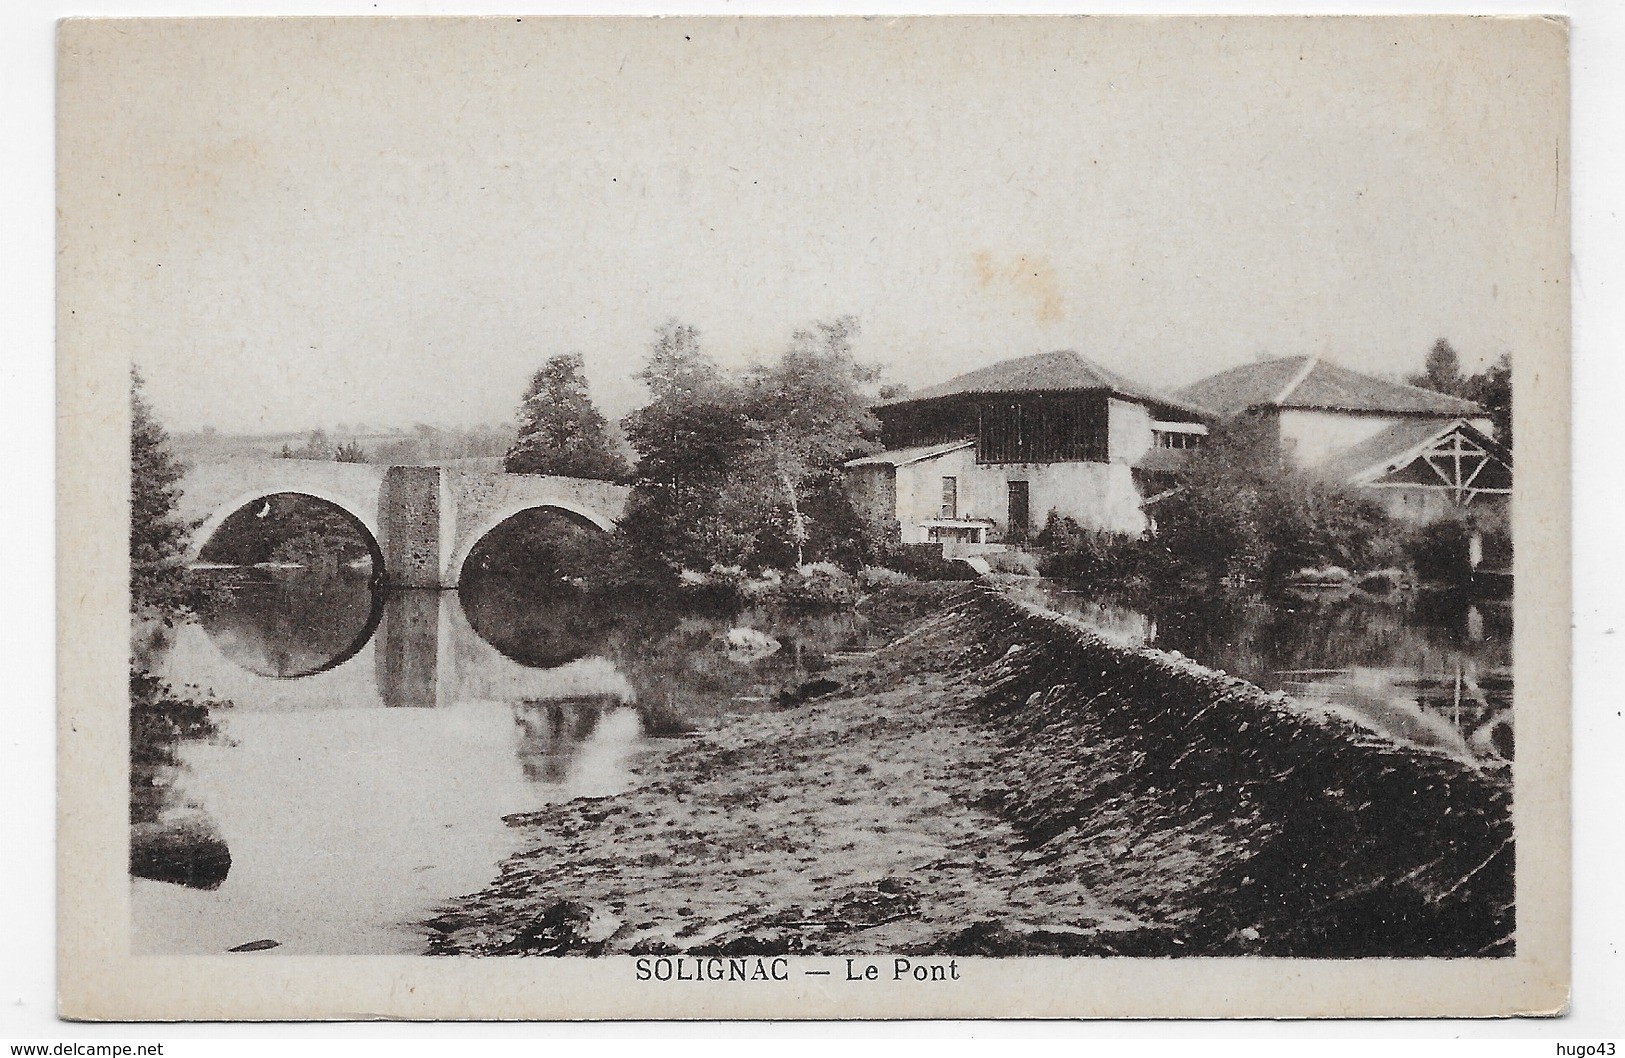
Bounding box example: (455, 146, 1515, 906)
(1177, 356, 1483, 418)
(1174, 357, 1315, 417)
(880, 350, 1209, 417)
(1319, 418, 1508, 484)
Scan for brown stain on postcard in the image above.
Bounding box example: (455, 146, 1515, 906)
(973, 250, 1065, 323)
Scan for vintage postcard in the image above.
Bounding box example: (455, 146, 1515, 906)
(57, 15, 1570, 1020)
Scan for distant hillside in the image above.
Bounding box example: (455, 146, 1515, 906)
(171, 420, 634, 469)
(171, 425, 509, 466)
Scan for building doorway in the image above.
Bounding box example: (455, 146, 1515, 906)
(1007, 480, 1030, 540)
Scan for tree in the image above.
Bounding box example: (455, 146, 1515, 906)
(619, 322, 752, 574)
(130, 368, 194, 619)
(737, 316, 882, 566)
(637, 320, 715, 406)
(1407, 340, 1513, 448)
(504, 352, 629, 480)
(1461, 352, 1512, 449)
(294, 429, 332, 460)
(1408, 338, 1464, 395)
(623, 323, 745, 497)
(616, 317, 886, 577)
(334, 439, 370, 463)
(746, 317, 880, 475)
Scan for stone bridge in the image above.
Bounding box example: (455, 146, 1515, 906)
(176, 458, 630, 588)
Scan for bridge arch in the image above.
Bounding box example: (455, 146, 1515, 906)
(189, 489, 386, 575)
(446, 500, 617, 587)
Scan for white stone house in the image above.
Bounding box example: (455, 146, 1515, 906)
(1176, 355, 1495, 471)
(844, 350, 1210, 545)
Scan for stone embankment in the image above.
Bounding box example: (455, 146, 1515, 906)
(950, 587, 1512, 956)
(426, 583, 1512, 958)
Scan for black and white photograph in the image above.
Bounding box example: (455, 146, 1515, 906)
(54, 14, 1570, 1020)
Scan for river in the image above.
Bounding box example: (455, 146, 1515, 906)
(132, 568, 1511, 955)
(130, 568, 873, 955)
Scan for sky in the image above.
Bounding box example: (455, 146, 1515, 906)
(60, 15, 1567, 434)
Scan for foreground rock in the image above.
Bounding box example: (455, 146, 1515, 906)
(494, 900, 621, 956)
(426, 583, 1512, 958)
(130, 809, 232, 891)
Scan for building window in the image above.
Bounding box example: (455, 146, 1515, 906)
(940, 476, 958, 519)
(1151, 421, 1208, 451)
(1154, 430, 1201, 449)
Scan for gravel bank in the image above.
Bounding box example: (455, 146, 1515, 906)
(424, 582, 1512, 958)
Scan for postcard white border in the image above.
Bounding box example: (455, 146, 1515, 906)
(43, 7, 1583, 1028)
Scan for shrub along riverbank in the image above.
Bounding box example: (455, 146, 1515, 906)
(424, 582, 1511, 958)
(129, 667, 234, 890)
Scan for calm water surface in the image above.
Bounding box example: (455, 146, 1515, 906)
(133, 569, 871, 955)
(1027, 581, 1513, 766)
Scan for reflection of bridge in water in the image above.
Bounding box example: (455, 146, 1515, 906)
(135, 583, 654, 954)
(162, 590, 635, 711)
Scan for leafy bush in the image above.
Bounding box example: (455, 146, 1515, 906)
(777, 562, 858, 611)
(334, 439, 370, 464)
(687, 564, 773, 603)
(129, 669, 229, 825)
(199, 493, 374, 568)
(738, 566, 786, 602)
(983, 550, 1042, 576)
(460, 507, 610, 582)
(1260, 477, 1398, 581)
(873, 544, 980, 582)
(1033, 514, 1147, 581)
(858, 565, 912, 588)
(680, 561, 861, 610)
(1152, 419, 1396, 587)
(1408, 517, 1473, 586)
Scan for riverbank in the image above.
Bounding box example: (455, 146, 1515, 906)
(424, 581, 1513, 958)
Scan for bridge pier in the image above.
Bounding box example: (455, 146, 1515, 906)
(379, 466, 449, 589)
